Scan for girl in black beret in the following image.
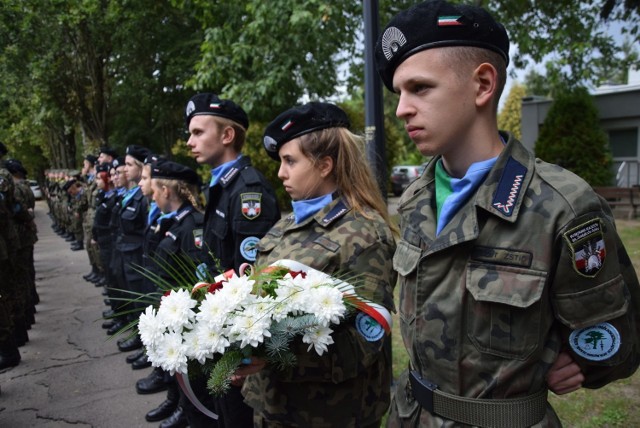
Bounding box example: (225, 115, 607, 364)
(240, 102, 398, 428)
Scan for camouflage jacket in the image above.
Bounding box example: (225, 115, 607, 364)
(13, 178, 37, 247)
(242, 196, 397, 427)
(0, 166, 18, 260)
(390, 132, 640, 427)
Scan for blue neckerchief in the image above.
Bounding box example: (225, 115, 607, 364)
(147, 202, 161, 226)
(157, 210, 178, 225)
(87, 173, 95, 183)
(116, 187, 126, 196)
(210, 155, 243, 187)
(121, 186, 140, 207)
(435, 157, 497, 236)
(291, 193, 334, 224)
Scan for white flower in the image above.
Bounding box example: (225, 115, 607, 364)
(157, 289, 197, 333)
(302, 325, 335, 355)
(196, 291, 232, 328)
(193, 321, 230, 356)
(305, 286, 347, 326)
(215, 274, 255, 309)
(227, 305, 272, 349)
(138, 305, 164, 349)
(156, 331, 188, 374)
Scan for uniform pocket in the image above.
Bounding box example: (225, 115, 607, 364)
(554, 275, 628, 329)
(393, 241, 422, 348)
(466, 262, 546, 360)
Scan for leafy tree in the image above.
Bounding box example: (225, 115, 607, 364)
(498, 82, 526, 140)
(534, 86, 613, 186)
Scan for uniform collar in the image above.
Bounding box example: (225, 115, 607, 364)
(210, 155, 249, 188)
(475, 132, 535, 222)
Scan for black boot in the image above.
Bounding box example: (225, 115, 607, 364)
(145, 380, 180, 422)
(126, 349, 145, 364)
(131, 353, 151, 370)
(71, 241, 84, 251)
(136, 367, 169, 394)
(118, 334, 142, 352)
(159, 405, 188, 428)
(83, 268, 98, 281)
(0, 338, 21, 370)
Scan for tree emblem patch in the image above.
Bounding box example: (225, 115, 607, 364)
(569, 322, 620, 361)
(563, 218, 606, 277)
(355, 313, 384, 342)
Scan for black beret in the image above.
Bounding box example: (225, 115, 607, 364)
(184, 93, 249, 129)
(263, 102, 350, 161)
(5, 159, 28, 176)
(96, 163, 111, 173)
(0, 142, 7, 157)
(62, 179, 77, 191)
(84, 154, 98, 165)
(144, 153, 161, 165)
(125, 145, 151, 163)
(112, 157, 126, 169)
(98, 146, 118, 158)
(151, 159, 200, 186)
(375, 0, 509, 91)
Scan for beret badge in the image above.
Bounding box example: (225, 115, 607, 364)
(381, 27, 407, 61)
(185, 100, 196, 118)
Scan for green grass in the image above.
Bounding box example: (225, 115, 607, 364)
(386, 218, 640, 426)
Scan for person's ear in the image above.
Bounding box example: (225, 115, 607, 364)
(318, 156, 334, 178)
(474, 62, 498, 108)
(221, 125, 236, 147)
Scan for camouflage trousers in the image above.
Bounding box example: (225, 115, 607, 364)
(83, 214, 102, 272)
(0, 261, 14, 343)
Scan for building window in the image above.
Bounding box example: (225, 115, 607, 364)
(609, 128, 638, 158)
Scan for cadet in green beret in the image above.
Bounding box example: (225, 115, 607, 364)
(240, 102, 398, 427)
(375, 1, 640, 427)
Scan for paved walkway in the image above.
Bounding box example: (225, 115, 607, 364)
(0, 201, 160, 427)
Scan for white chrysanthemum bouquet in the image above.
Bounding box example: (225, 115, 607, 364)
(137, 259, 391, 397)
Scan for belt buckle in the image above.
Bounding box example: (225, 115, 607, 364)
(409, 370, 437, 414)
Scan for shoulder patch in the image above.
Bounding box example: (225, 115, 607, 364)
(563, 218, 606, 277)
(193, 229, 203, 249)
(492, 157, 527, 216)
(240, 236, 260, 261)
(355, 313, 385, 342)
(569, 322, 620, 361)
(241, 192, 262, 220)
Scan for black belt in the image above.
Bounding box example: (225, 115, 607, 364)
(409, 370, 548, 428)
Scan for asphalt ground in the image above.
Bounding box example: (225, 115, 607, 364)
(0, 200, 161, 427)
(0, 196, 401, 428)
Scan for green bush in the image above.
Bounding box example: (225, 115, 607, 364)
(534, 86, 613, 186)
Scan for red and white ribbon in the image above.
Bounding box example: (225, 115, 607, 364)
(269, 259, 392, 333)
(176, 373, 219, 420)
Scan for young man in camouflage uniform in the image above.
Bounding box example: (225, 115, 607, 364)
(80, 154, 104, 284)
(375, 1, 640, 427)
(5, 159, 38, 330)
(0, 143, 22, 371)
